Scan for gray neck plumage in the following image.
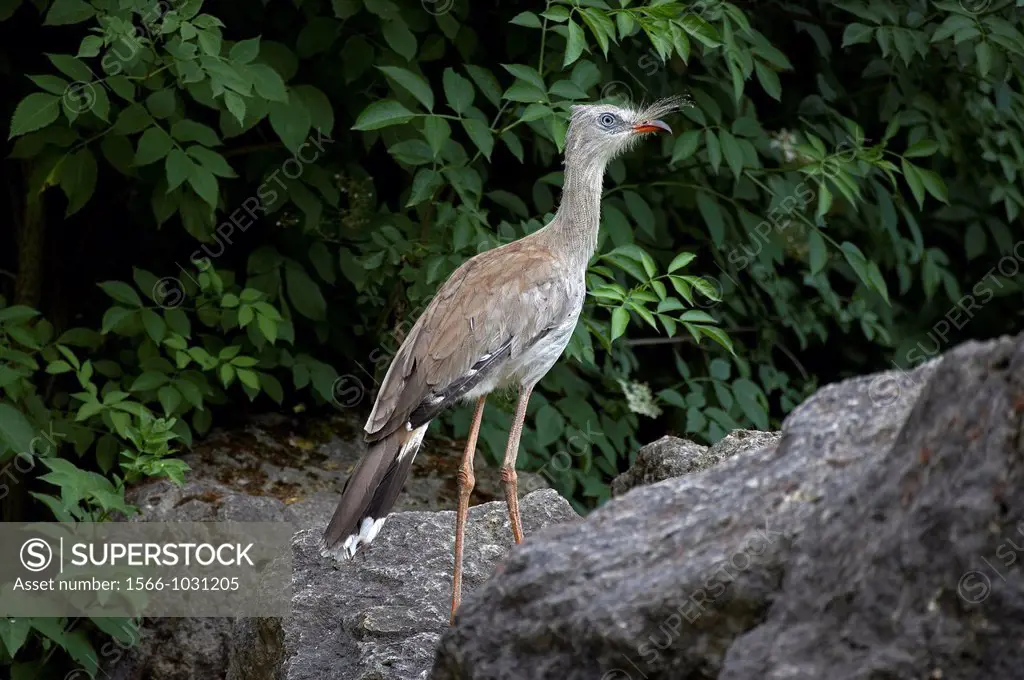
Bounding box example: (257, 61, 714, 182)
(546, 150, 608, 270)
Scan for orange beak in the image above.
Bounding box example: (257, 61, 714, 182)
(632, 119, 672, 134)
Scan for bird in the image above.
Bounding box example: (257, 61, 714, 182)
(322, 96, 682, 623)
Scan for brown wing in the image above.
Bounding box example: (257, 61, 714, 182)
(363, 239, 572, 441)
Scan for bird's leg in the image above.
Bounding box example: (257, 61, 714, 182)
(451, 396, 487, 625)
(501, 386, 533, 544)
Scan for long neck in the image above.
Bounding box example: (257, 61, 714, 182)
(547, 152, 607, 269)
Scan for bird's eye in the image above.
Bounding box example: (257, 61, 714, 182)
(599, 113, 617, 128)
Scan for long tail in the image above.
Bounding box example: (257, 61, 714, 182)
(322, 423, 428, 558)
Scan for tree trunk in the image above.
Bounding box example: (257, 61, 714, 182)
(2, 172, 46, 523)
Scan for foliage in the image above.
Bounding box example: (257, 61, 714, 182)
(3, 0, 1024, 675)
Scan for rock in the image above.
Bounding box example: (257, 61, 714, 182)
(431, 348, 962, 679)
(106, 617, 230, 680)
(708, 429, 781, 464)
(227, 489, 578, 680)
(611, 430, 781, 495)
(108, 411, 548, 680)
(720, 336, 1024, 679)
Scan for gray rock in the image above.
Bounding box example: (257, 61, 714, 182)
(227, 489, 578, 680)
(610, 436, 708, 495)
(105, 617, 230, 680)
(708, 428, 781, 464)
(109, 411, 549, 680)
(431, 349, 961, 679)
(611, 430, 781, 495)
(720, 336, 1024, 679)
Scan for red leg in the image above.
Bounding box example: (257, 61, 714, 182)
(451, 396, 486, 624)
(501, 387, 533, 544)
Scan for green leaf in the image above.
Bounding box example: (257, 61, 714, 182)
(0, 617, 31, 657)
(842, 23, 874, 47)
(840, 241, 870, 286)
(146, 89, 177, 118)
(101, 306, 135, 334)
(919, 168, 949, 204)
(378, 65, 434, 110)
(257, 314, 278, 343)
(99, 281, 142, 307)
(165, 149, 195, 191)
(114, 103, 153, 134)
(188, 165, 219, 207)
(704, 129, 722, 172)
(293, 85, 334, 135)
(442, 68, 474, 114)
(171, 119, 221, 147)
(230, 36, 261, 63)
(0, 403, 34, 460)
(900, 158, 926, 208)
(29, 74, 69, 95)
(817, 184, 833, 217)
(502, 64, 546, 92)
(610, 306, 629, 341)
(866, 261, 890, 305)
(904, 139, 939, 158)
(754, 62, 781, 100)
(187, 145, 237, 178)
(383, 19, 417, 60)
(59, 148, 98, 216)
(668, 252, 696, 272)
(579, 8, 614, 56)
(158, 385, 182, 416)
(407, 168, 442, 206)
(622, 191, 655, 238)
(422, 116, 451, 156)
(564, 19, 587, 66)
(130, 370, 168, 392)
(542, 6, 570, 22)
(249, 63, 289, 102)
(44, 0, 95, 25)
(696, 192, 725, 246)
(808, 229, 828, 274)
(134, 127, 174, 166)
(733, 378, 768, 429)
(466, 65, 503, 107)
(259, 372, 284, 403)
(285, 265, 327, 320)
(9, 93, 60, 138)
(671, 130, 702, 163)
(388, 139, 434, 165)
(694, 325, 735, 354)
(352, 99, 415, 130)
(503, 81, 547, 103)
(142, 309, 166, 343)
(976, 41, 993, 78)
(535, 404, 566, 447)
(719, 129, 744, 178)
(268, 97, 311, 152)
(510, 11, 542, 28)
(681, 14, 721, 47)
(47, 53, 92, 81)
(46, 360, 73, 374)
(461, 118, 494, 158)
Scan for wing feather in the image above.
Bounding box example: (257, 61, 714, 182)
(363, 239, 572, 440)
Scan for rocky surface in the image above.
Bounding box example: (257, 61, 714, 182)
(611, 429, 781, 495)
(108, 411, 548, 680)
(431, 336, 1023, 679)
(227, 489, 578, 680)
(104, 332, 1024, 680)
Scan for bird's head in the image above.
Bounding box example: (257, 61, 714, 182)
(564, 96, 684, 167)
